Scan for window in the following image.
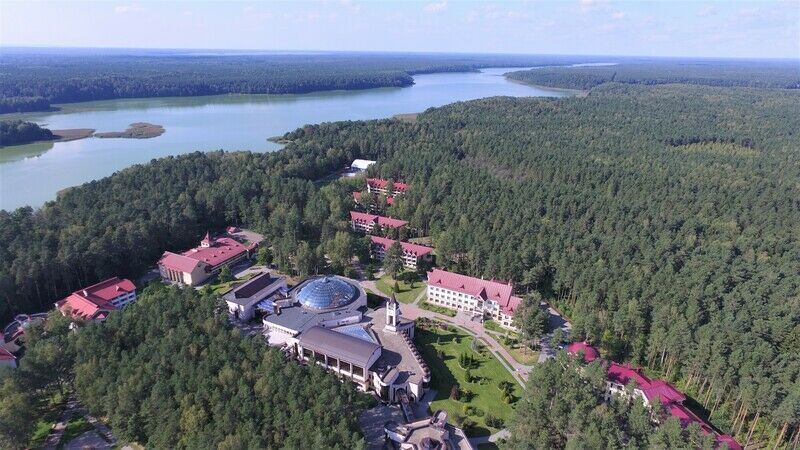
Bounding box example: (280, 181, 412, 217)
(353, 366, 364, 378)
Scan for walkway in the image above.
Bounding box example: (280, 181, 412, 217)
(42, 394, 117, 450)
(469, 428, 511, 447)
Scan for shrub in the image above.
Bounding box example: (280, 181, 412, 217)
(485, 413, 503, 428)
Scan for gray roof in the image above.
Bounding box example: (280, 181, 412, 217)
(299, 326, 381, 368)
(263, 301, 364, 334)
(222, 272, 283, 306)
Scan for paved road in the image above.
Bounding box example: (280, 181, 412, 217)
(469, 428, 511, 447)
(537, 303, 572, 363)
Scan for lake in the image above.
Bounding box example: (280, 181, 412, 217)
(0, 68, 569, 210)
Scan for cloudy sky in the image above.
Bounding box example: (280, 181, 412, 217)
(2, 0, 798, 59)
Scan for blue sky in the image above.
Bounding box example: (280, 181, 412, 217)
(2, 0, 798, 59)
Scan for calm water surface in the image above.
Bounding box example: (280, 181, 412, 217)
(0, 68, 568, 210)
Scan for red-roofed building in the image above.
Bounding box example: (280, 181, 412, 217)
(158, 232, 257, 286)
(350, 211, 408, 233)
(0, 347, 17, 369)
(55, 277, 137, 322)
(366, 178, 409, 196)
(565, 341, 600, 362)
(369, 236, 433, 270)
(426, 268, 522, 329)
(565, 342, 742, 450)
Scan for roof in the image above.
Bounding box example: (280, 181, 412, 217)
(299, 326, 381, 367)
(223, 272, 284, 305)
(351, 159, 376, 170)
(642, 379, 686, 404)
(566, 341, 600, 362)
(182, 236, 251, 267)
(160, 234, 253, 273)
(370, 236, 433, 257)
(426, 269, 522, 315)
(159, 251, 205, 273)
(607, 362, 652, 389)
(367, 178, 409, 192)
(350, 211, 408, 229)
(56, 277, 135, 321)
(0, 347, 16, 361)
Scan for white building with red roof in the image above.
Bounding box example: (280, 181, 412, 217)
(426, 268, 522, 329)
(566, 342, 742, 450)
(369, 236, 433, 270)
(366, 178, 409, 196)
(158, 232, 257, 286)
(55, 277, 137, 322)
(0, 347, 17, 369)
(350, 211, 408, 233)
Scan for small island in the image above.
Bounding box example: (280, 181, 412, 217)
(94, 122, 165, 139)
(1, 120, 166, 148)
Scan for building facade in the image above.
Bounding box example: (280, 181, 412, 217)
(158, 231, 257, 286)
(366, 178, 409, 196)
(370, 236, 433, 270)
(55, 277, 137, 322)
(426, 269, 521, 329)
(350, 211, 408, 233)
(222, 271, 288, 321)
(261, 276, 430, 403)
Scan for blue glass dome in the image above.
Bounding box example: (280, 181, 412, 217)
(296, 277, 358, 310)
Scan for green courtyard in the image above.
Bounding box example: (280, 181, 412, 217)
(415, 321, 522, 436)
(374, 273, 425, 304)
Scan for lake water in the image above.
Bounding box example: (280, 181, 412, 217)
(0, 68, 568, 210)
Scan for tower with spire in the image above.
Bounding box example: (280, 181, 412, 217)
(385, 293, 400, 331)
(200, 231, 213, 248)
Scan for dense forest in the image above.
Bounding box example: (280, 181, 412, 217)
(1, 77, 798, 446)
(506, 59, 800, 90)
(0, 50, 598, 113)
(508, 353, 720, 449)
(0, 119, 53, 146)
(0, 285, 370, 449)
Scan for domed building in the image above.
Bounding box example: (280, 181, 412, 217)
(262, 275, 430, 404)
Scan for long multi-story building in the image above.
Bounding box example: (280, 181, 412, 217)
(350, 211, 408, 233)
(55, 277, 137, 322)
(426, 268, 522, 329)
(366, 178, 409, 196)
(369, 236, 433, 270)
(158, 232, 257, 286)
(566, 342, 742, 450)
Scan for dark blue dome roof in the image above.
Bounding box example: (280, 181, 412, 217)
(296, 277, 358, 310)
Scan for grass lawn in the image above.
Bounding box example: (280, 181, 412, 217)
(482, 319, 514, 334)
(499, 338, 539, 366)
(28, 388, 68, 447)
(416, 324, 522, 436)
(207, 272, 256, 295)
(375, 273, 425, 304)
(419, 299, 457, 317)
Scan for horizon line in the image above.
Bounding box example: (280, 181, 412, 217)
(1, 45, 798, 62)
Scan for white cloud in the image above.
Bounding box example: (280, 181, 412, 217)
(424, 1, 448, 13)
(611, 11, 625, 20)
(114, 3, 143, 14)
